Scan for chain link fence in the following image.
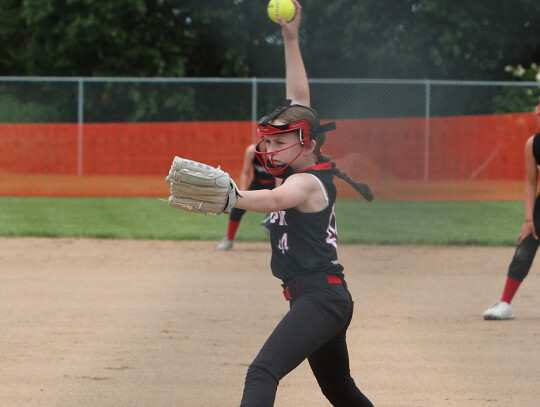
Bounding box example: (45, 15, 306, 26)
(2, 76, 540, 123)
(1, 77, 540, 198)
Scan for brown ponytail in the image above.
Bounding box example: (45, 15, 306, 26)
(318, 155, 374, 202)
(273, 104, 373, 201)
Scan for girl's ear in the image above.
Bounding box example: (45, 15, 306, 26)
(304, 139, 317, 154)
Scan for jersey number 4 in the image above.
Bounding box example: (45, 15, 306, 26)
(278, 233, 289, 254)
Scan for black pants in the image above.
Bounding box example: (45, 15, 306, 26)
(239, 284, 373, 407)
(507, 193, 540, 282)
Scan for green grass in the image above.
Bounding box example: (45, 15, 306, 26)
(0, 197, 524, 246)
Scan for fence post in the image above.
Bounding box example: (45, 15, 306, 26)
(251, 77, 258, 143)
(424, 80, 431, 181)
(77, 78, 84, 176)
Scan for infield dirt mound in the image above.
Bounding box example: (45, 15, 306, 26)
(1, 238, 539, 407)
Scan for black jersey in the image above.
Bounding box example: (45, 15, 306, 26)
(533, 132, 540, 165)
(267, 163, 344, 281)
(253, 146, 275, 184)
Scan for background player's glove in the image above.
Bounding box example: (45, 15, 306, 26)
(165, 156, 242, 215)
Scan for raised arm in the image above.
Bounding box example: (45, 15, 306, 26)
(239, 144, 256, 190)
(279, 0, 309, 107)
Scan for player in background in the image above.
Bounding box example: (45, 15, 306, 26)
(233, 1, 374, 405)
(483, 103, 540, 320)
(216, 142, 278, 250)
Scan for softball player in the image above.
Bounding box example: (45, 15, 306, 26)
(234, 2, 374, 405)
(483, 103, 540, 320)
(216, 142, 277, 250)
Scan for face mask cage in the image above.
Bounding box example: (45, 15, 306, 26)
(255, 100, 337, 177)
(254, 137, 304, 177)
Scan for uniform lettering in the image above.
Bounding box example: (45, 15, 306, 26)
(270, 211, 288, 226)
(325, 204, 338, 248)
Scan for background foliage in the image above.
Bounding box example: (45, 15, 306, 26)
(1, 0, 540, 80)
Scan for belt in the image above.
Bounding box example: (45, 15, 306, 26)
(282, 273, 344, 301)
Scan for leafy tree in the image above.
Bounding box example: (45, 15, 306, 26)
(17, 0, 188, 76)
(492, 63, 540, 114)
(0, 0, 25, 75)
(297, 0, 540, 80)
(1, 0, 540, 81)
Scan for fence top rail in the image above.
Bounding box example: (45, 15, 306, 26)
(1, 76, 540, 88)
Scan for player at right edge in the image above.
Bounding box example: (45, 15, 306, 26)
(483, 103, 540, 320)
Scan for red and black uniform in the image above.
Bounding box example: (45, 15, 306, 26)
(269, 165, 343, 281)
(252, 155, 276, 185)
(240, 163, 373, 407)
(507, 132, 540, 283)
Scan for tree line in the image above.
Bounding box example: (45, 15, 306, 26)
(1, 0, 539, 81)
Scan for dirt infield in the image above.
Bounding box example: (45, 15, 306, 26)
(1, 238, 539, 407)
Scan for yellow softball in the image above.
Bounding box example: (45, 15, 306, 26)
(267, 0, 296, 23)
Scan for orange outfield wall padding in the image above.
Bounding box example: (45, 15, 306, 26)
(82, 122, 254, 175)
(324, 112, 535, 182)
(0, 121, 254, 176)
(0, 121, 254, 197)
(0, 113, 537, 198)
